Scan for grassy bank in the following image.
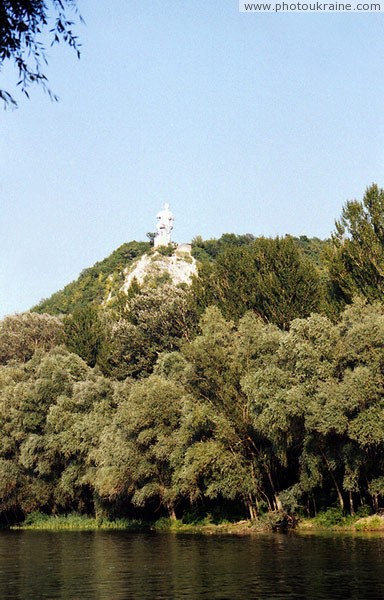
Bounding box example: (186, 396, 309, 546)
(298, 513, 384, 533)
(11, 513, 149, 531)
(11, 513, 261, 534)
(11, 511, 384, 534)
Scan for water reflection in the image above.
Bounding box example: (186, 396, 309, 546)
(0, 530, 384, 599)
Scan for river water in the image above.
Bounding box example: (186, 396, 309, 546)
(0, 530, 383, 599)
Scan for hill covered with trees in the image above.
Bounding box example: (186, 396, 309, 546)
(33, 235, 327, 318)
(34, 241, 151, 315)
(1, 184, 384, 527)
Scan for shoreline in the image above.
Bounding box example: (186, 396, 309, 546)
(9, 513, 384, 534)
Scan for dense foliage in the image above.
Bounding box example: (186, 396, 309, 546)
(0, 312, 63, 364)
(2, 184, 384, 525)
(191, 236, 322, 326)
(1, 300, 384, 523)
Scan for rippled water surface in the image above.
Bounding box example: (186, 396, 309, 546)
(0, 530, 384, 599)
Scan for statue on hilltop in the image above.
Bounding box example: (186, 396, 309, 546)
(154, 203, 174, 248)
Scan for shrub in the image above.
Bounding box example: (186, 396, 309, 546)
(313, 507, 347, 527)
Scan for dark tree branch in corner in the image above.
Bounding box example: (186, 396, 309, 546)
(0, 0, 83, 108)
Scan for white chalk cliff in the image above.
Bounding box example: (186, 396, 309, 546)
(120, 244, 197, 293)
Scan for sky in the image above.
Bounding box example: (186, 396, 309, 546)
(1, 1, 384, 318)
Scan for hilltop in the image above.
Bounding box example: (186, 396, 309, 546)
(33, 234, 327, 316)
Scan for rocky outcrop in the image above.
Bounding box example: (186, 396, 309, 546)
(120, 244, 197, 293)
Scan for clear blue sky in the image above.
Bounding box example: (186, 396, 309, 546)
(1, 1, 384, 318)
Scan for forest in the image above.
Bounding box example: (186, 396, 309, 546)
(1, 183, 384, 526)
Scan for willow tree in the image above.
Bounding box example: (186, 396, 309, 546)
(0, 312, 63, 365)
(180, 307, 283, 516)
(95, 375, 186, 519)
(0, 0, 82, 106)
(0, 347, 91, 516)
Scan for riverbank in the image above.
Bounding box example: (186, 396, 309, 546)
(11, 514, 148, 531)
(11, 514, 259, 534)
(10, 512, 384, 533)
(298, 513, 384, 533)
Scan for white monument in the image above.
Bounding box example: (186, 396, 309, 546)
(154, 203, 174, 248)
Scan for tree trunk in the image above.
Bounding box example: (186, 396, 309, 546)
(264, 464, 283, 511)
(331, 472, 345, 511)
(320, 449, 345, 511)
(247, 496, 257, 520)
(349, 490, 355, 516)
(167, 504, 177, 520)
(312, 493, 318, 517)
